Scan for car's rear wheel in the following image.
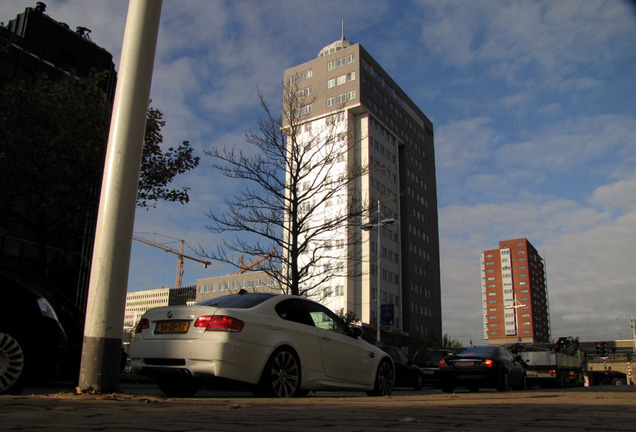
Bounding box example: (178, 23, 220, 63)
(497, 371, 511, 392)
(516, 372, 528, 390)
(0, 331, 27, 395)
(413, 374, 424, 390)
(260, 348, 301, 398)
(157, 377, 202, 397)
(366, 358, 394, 396)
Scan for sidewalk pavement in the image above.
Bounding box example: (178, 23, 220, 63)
(1, 387, 635, 431)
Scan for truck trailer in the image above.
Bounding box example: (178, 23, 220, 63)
(510, 337, 585, 388)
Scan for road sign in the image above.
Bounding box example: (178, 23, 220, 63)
(381, 303, 394, 326)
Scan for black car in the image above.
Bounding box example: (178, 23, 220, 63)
(411, 349, 450, 387)
(438, 345, 527, 393)
(0, 271, 70, 394)
(380, 345, 425, 390)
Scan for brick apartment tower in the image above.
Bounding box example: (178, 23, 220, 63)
(481, 238, 551, 345)
(283, 36, 441, 341)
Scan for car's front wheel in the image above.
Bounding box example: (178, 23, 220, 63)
(260, 348, 301, 398)
(366, 358, 394, 396)
(0, 331, 27, 395)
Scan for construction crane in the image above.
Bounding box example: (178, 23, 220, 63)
(236, 250, 278, 275)
(132, 233, 211, 289)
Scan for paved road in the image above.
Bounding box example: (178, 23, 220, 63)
(2, 384, 635, 431)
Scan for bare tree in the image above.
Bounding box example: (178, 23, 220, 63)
(203, 83, 373, 296)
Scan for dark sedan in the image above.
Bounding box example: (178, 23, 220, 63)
(438, 345, 527, 393)
(0, 271, 70, 394)
(380, 345, 425, 390)
(411, 349, 450, 387)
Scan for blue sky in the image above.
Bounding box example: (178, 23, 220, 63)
(3, 0, 635, 345)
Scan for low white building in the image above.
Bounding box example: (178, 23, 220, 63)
(196, 270, 281, 303)
(123, 288, 170, 329)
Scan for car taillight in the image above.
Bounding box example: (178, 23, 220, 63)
(194, 315, 244, 332)
(136, 318, 150, 333)
(483, 359, 494, 367)
(439, 360, 448, 368)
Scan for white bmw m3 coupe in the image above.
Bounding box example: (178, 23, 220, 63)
(129, 291, 394, 397)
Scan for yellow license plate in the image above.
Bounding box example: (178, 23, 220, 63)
(156, 321, 190, 334)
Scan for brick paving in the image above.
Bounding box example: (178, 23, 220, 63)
(1, 387, 635, 431)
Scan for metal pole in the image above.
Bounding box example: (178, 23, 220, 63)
(376, 200, 381, 345)
(515, 300, 520, 342)
(78, 0, 162, 393)
(631, 316, 636, 354)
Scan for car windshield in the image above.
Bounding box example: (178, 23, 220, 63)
(197, 292, 276, 308)
(413, 350, 448, 366)
(455, 346, 498, 356)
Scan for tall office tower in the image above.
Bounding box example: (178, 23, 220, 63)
(283, 37, 441, 341)
(481, 238, 551, 345)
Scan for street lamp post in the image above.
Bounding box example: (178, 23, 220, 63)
(505, 299, 528, 342)
(361, 201, 397, 345)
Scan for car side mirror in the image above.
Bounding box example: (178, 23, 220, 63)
(350, 326, 363, 338)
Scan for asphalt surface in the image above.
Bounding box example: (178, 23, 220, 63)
(1, 385, 635, 431)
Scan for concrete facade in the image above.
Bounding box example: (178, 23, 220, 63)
(283, 39, 441, 341)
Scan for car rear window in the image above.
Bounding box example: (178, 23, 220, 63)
(197, 292, 276, 308)
(456, 346, 498, 356)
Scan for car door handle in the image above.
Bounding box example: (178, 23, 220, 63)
(321, 335, 332, 341)
(368, 351, 375, 358)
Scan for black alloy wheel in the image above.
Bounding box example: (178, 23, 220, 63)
(497, 371, 511, 392)
(413, 374, 424, 390)
(262, 348, 301, 398)
(367, 358, 394, 396)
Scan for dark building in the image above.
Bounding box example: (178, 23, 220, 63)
(0, 3, 117, 311)
(0, 2, 116, 97)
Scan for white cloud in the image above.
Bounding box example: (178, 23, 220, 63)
(589, 177, 636, 214)
(440, 175, 636, 343)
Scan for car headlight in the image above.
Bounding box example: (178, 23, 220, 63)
(37, 297, 60, 322)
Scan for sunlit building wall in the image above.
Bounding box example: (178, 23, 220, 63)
(481, 238, 551, 345)
(283, 37, 441, 340)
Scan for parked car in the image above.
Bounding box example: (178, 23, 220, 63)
(410, 348, 450, 387)
(0, 271, 70, 394)
(379, 345, 425, 390)
(438, 345, 527, 393)
(130, 291, 395, 397)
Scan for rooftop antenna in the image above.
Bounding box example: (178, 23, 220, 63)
(341, 20, 345, 41)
